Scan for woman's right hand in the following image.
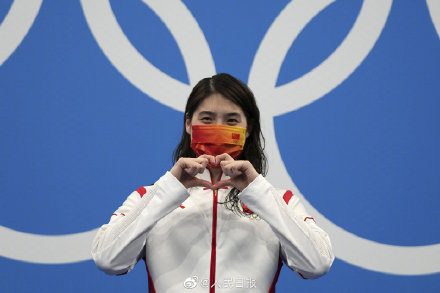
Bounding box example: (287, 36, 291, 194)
(170, 155, 215, 189)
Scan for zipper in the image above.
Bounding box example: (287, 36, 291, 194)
(210, 189, 218, 292)
(208, 169, 221, 292)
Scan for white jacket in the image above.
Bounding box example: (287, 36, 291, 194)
(92, 170, 334, 292)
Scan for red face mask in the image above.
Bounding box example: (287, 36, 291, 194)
(190, 125, 246, 159)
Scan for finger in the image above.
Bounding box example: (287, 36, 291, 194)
(221, 162, 243, 178)
(184, 165, 198, 176)
(194, 157, 209, 172)
(199, 160, 208, 172)
(198, 154, 216, 166)
(220, 160, 242, 172)
(215, 153, 234, 166)
(213, 179, 233, 189)
(220, 160, 234, 167)
(183, 162, 204, 176)
(230, 166, 243, 177)
(181, 158, 207, 174)
(189, 178, 214, 189)
(222, 160, 252, 173)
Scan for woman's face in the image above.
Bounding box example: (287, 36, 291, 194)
(185, 93, 249, 137)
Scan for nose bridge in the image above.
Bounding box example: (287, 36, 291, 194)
(213, 114, 225, 125)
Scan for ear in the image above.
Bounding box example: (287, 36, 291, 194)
(185, 117, 192, 135)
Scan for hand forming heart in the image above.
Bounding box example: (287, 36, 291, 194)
(170, 153, 259, 191)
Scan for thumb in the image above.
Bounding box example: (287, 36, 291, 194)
(187, 178, 214, 189)
(213, 179, 233, 189)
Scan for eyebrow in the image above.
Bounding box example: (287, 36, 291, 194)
(198, 111, 215, 116)
(197, 111, 242, 117)
(224, 112, 241, 117)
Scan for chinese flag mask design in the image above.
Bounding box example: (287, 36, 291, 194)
(190, 125, 246, 159)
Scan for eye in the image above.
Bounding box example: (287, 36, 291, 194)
(200, 116, 212, 122)
(227, 118, 239, 124)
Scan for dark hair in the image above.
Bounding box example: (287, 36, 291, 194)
(173, 73, 267, 215)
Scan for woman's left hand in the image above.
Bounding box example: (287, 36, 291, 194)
(214, 153, 259, 191)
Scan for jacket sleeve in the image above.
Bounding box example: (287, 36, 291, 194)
(91, 172, 189, 275)
(238, 175, 334, 279)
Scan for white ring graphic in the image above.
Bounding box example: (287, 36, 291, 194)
(2, 0, 440, 275)
(250, 0, 391, 116)
(250, 0, 440, 275)
(0, 0, 42, 66)
(427, 0, 440, 39)
(80, 0, 216, 111)
(0, 226, 97, 264)
(0, 0, 215, 264)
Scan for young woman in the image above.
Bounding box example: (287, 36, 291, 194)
(92, 73, 334, 292)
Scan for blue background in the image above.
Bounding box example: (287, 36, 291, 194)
(1, 0, 439, 292)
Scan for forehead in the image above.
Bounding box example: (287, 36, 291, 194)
(195, 93, 244, 115)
